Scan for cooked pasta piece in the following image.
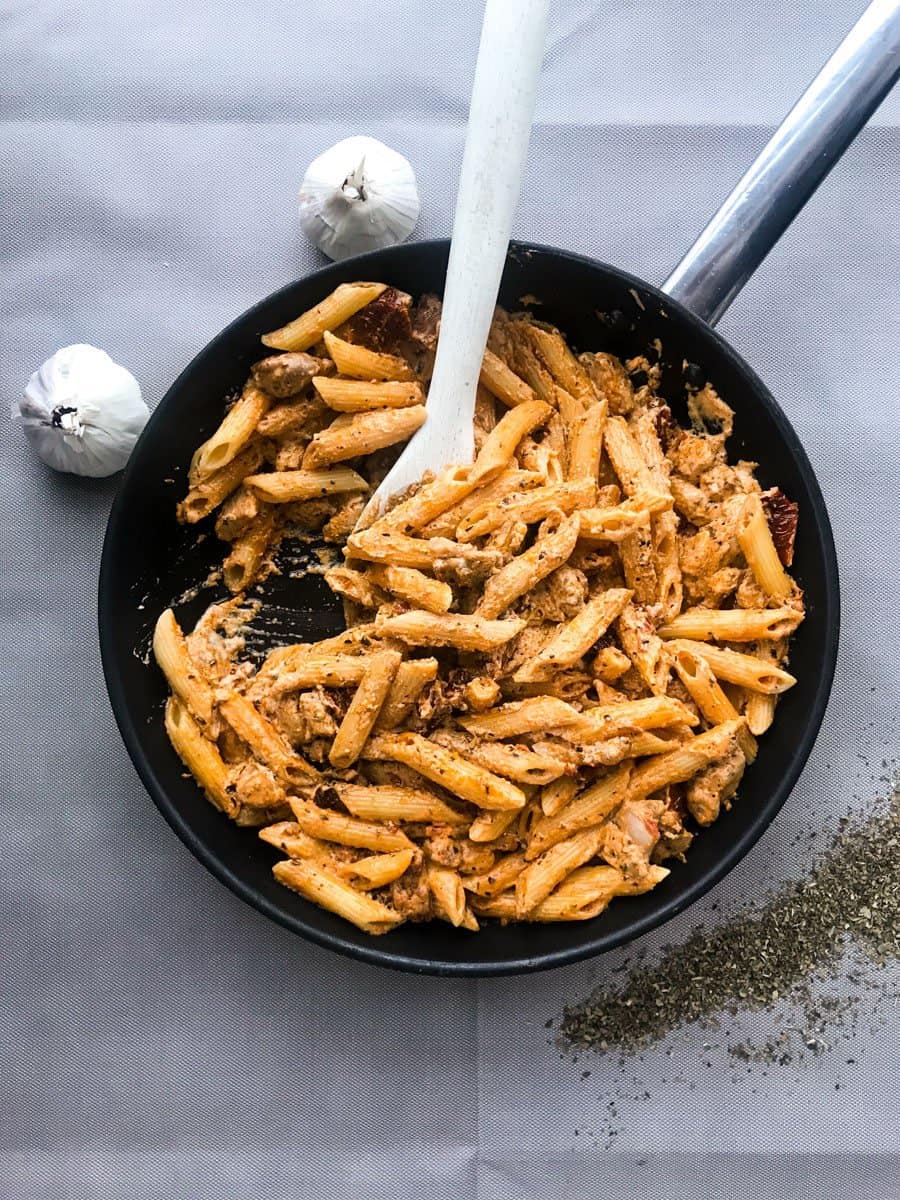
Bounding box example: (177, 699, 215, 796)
(336, 783, 467, 825)
(375, 658, 439, 730)
(288, 795, 414, 853)
(567, 401, 607, 482)
(365, 565, 453, 614)
(426, 865, 468, 927)
(658, 606, 803, 642)
(164, 697, 237, 818)
(476, 514, 580, 619)
(312, 377, 426, 412)
(273, 857, 403, 935)
(178, 443, 265, 524)
(153, 609, 214, 726)
(513, 588, 632, 682)
(262, 282, 387, 352)
(374, 610, 524, 652)
(243, 467, 367, 504)
(664, 639, 797, 694)
(222, 506, 277, 593)
(302, 406, 426, 469)
(626, 719, 745, 800)
(363, 733, 527, 811)
(219, 692, 320, 789)
(515, 825, 607, 916)
(329, 649, 402, 768)
(479, 348, 536, 408)
(323, 330, 415, 381)
(459, 696, 582, 739)
(191, 384, 271, 483)
(469, 398, 553, 483)
(527, 764, 633, 859)
(672, 645, 758, 762)
(456, 478, 595, 542)
(737, 492, 794, 600)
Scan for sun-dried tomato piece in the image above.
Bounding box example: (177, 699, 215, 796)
(761, 487, 799, 566)
(344, 286, 412, 351)
(652, 402, 675, 450)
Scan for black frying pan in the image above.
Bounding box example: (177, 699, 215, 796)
(98, 6, 900, 975)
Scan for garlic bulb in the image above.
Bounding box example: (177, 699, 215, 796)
(14, 344, 149, 477)
(299, 136, 420, 261)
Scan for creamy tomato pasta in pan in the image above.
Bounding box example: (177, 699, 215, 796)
(153, 282, 803, 935)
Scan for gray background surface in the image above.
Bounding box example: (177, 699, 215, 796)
(2, 1, 899, 1196)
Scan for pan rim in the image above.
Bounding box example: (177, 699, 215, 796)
(98, 238, 840, 976)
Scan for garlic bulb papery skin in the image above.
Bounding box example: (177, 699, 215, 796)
(14, 344, 149, 477)
(299, 136, 420, 261)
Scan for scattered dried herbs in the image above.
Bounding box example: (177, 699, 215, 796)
(559, 781, 900, 1060)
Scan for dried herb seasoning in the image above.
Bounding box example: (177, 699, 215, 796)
(559, 781, 900, 1060)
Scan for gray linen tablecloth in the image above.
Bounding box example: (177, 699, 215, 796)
(2, 2, 899, 1196)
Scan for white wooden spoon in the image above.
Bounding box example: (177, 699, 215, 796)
(361, 0, 549, 522)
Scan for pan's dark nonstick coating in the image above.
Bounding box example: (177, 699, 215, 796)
(99, 241, 839, 975)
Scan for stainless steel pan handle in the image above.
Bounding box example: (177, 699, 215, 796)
(663, 0, 900, 326)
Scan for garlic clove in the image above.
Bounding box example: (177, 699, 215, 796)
(299, 136, 420, 261)
(14, 344, 149, 477)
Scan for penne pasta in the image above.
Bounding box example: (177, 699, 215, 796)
(513, 587, 632, 682)
(219, 692, 320, 789)
(420, 470, 543, 539)
(262, 282, 388, 352)
(302, 405, 426, 469)
(737, 492, 794, 600)
(658, 606, 803, 642)
(178, 443, 265, 524)
(672, 645, 758, 762)
(222, 506, 277, 593)
(329, 649, 402, 768)
(432, 730, 569, 785)
(346, 526, 499, 571)
(476, 514, 580, 619)
(479, 347, 537, 408)
(567, 400, 608, 483)
(627, 719, 746, 801)
(192, 384, 271, 482)
(455, 478, 595, 542)
(365, 564, 453, 614)
(459, 696, 583, 740)
(324, 565, 383, 609)
(469, 398, 553, 484)
(153, 609, 214, 726)
(164, 697, 237, 818)
(288, 795, 414, 853)
(323, 329, 415, 381)
(363, 733, 527, 811)
(526, 765, 632, 859)
(273, 857, 402, 935)
(336, 783, 468, 825)
(515, 825, 607, 916)
(312, 376, 425, 412)
(426, 865, 468, 927)
(375, 658, 439, 730)
(664, 639, 797, 694)
(374, 609, 524, 652)
(347, 849, 416, 890)
(467, 808, 521, 843)
(243, 467, 368, 504)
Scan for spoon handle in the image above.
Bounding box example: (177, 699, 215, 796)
(663, 0, 900, 327)
(426, 0, 549, 460)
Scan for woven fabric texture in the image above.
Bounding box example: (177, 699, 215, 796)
(2, 1, 898, 1196)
